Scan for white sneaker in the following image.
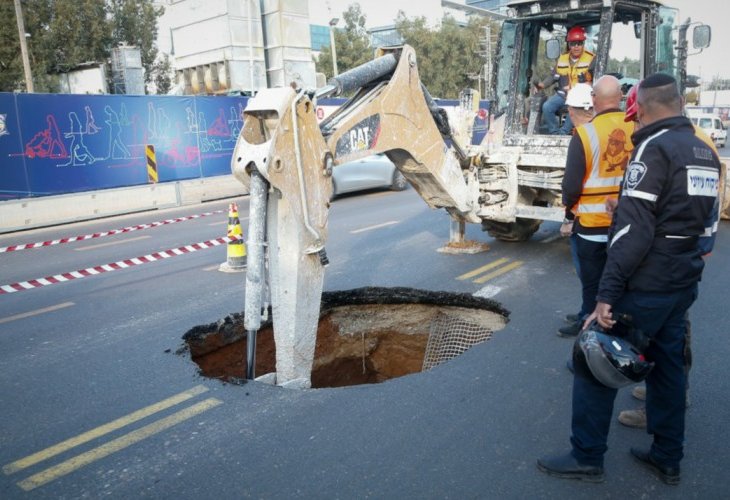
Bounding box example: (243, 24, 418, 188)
(632, 385, 646, 401)
(618, 407, 646, 428)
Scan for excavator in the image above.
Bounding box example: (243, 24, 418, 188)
(230, 0, 712, 387)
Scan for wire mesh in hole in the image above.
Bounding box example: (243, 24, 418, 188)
(422, 312, 493, 371)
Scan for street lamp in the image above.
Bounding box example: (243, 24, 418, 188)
(329, 17, 339, 77)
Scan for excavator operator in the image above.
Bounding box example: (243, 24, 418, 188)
(536, 26, 596, 135)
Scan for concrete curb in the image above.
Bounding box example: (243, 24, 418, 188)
(0, 175, 247, 234)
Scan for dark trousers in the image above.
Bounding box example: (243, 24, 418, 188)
(574, 236, 607, 318)
(570, 284, 697, 468)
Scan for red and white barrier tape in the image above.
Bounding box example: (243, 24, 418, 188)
(0, 236, 241, 295)
(0, 210, 226, 253)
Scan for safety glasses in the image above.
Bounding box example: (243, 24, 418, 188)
(568, 41, 584, 47)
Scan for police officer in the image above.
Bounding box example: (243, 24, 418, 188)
(617, 81, 721, 429)
(558, 75, 634, 338)
(537, 26, 595, 135)
(538, 73, 721, 485)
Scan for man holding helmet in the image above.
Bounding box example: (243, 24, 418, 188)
(537, 26, 595, 135)
(538, 73, 721, 485)
(558, 76, 633, 339)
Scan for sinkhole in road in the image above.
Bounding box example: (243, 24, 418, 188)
(182, 287, 509, 389)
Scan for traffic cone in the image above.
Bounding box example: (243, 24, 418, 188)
(219, 202, 247, 273)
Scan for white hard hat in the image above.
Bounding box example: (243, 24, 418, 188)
(565, 83, 593, 110)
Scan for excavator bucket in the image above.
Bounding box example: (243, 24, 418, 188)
(231, 87, 333, 388)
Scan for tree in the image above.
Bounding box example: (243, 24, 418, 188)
(0, 0, 96, 93)
(109, 0, 164, 91)
(708, 78, 730, 91)
(0, 1, 24, 91)
(48, 0, 112, 73)
(396, 13, 492, 99)
(315, 4, 372, 80)
(607, 57, 640, 79)
(152, 53, 173, 94)
(0, 0, 164, 94)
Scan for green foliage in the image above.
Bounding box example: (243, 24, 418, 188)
(109, 0, 164, 87)
(607, 57, 640, 79)
(708, 78, 730, 91)
(313, 5, 495, 99)
(152, 53, 173, 94)
(395, 13, 493, 99)
(315, 3, 372, 80)
(50, 0, 111, 72)
(0, 0, 163, 94)
(0, 1, 24, 91)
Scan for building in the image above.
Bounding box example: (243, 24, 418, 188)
(158, 0, 315, 95)
(153, 0, 479, 95)
(465, 0, 510, 13)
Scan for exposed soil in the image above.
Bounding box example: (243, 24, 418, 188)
(182, 287, 509, 389)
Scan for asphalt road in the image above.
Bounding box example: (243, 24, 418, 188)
(1, 185, 729, 498)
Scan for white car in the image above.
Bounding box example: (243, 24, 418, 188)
(331, 154, 408, 198)
(691, 113, 727, 148)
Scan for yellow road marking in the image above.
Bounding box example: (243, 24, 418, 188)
(17, 398, 223, 491)
(74, 235, 150, 251)
(456, 257, 510, 280)
(350, 221, 399, 234)
(473, 261, 524, 284)
(3, 385, 209, 475)
(0, 302, 75, 325)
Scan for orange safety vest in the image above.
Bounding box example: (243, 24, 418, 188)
(575, 111, 635, 228)
(556, 50, 595, 89)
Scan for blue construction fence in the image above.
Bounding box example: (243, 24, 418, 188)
(0, 93, 489, 201)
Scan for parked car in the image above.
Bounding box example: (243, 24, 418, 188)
(691, 113, 727, 148)
(331, 154, 408, 198)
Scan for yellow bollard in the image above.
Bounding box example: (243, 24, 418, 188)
(219, 202, 247, 272)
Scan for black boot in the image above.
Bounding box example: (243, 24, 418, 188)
(537, 452, 605, 482)
(558, 320, 582, 338)
(630, 448, 680, 485)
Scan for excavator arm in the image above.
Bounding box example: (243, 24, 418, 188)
(230, 45, 480, 387)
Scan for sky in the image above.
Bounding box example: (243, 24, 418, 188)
(307, 0, 730, 81)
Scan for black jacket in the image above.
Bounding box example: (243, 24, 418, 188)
(597, 116, 721, 304)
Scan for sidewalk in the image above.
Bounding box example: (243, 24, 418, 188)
(0, 174, 246, 234)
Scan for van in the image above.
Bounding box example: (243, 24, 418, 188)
(690, 113, 727, 148)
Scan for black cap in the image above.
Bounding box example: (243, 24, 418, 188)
(641, 73, 676, 88)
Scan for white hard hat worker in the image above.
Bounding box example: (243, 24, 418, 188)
(565, 83, 594, 130)
(565, 83, 594, 110)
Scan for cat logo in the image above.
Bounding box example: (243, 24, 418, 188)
(335, 114, 381, 157)
(349, 126, 371, 151)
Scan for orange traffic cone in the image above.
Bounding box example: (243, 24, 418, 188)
(219, 202, 247, 272)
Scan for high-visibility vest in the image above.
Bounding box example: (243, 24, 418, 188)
(575, 111, 635, 228)
(556, 50, 595, 89)
(693, 125, 719, 155)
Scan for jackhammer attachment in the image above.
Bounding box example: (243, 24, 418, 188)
(231, 87, 332, 388)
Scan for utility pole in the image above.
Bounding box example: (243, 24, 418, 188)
(329, 17, 339, 77)
(14, 0, 34, 93)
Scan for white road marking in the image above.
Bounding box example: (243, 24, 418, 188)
(472, 285, 501, 298)
(74, 235, 151, 251)
(0, 302, 75, 325)
(350, 221, 399, 234)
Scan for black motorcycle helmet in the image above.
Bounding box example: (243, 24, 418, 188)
(572, 320, 654, 389)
